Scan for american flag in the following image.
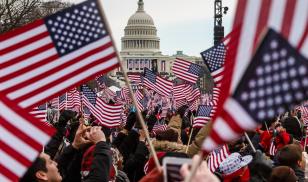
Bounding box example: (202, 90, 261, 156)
(207, 145, 230, 173)
(128, 74, 142, 84)
(173, 84, 186, 101)
(193, 105, 213, 128)
(296, 103, 308, 124)
(0, 0, 119, 110)
(298, 26, 307, 58)
(50, 97, 59, 109)
(81, 85, 122, 128)
(186, 86, 201, 102)
(203, 29, 308, 151)
(59, 93, 67, 111)
(120, 87, 130, 103)
(152, 121, 168, 135)
(30, 103, 47, 122)
(135, 89, 144, 112)
(95, 75, 107, 89)
(201, 37, 231, 87)
(144, 68, 173, 96)
(0, 95, 55, 181)
(269, 140, 277, 156)
(172, 58, 202, 84)
(174, 99, 187, 110)
(67, 88, 81, 111)
(188, 99, 199, 112)
(82, 106, 91, 120)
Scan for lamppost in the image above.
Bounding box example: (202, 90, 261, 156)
(214, 0, 228, 45)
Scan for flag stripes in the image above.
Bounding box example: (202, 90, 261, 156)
(0, 96, 55, 181)
(0, 0, 120, 110)
(172, 58, 201, 84)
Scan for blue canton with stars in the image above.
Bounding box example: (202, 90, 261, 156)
(59, 93, 66, 103)
(81, 84, 97, 106)
(233, 29, 308, 122)
(201, 43, 226, 73)
(188, 63, 202, 76)
(45, 0, 108, 56)
(196, 105, 212, 117)
(144, 68, 156, 84)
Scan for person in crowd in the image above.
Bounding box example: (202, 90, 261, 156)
(282, 109, 303, 141)
(22, 121, 112, 182)
(276, 144, 305, 182)
(268, 166, 298, 182)
(218, 152, 253, 182)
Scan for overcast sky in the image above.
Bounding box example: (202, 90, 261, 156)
(74, 0, 237, 56)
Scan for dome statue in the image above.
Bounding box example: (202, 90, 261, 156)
(121, 0, 160, 53)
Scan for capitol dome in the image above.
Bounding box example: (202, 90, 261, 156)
(121, 0, 160, 53)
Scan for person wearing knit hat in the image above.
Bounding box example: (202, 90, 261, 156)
(219, 152, 253, 182)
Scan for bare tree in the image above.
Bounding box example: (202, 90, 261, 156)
(0, 0, 71, 34)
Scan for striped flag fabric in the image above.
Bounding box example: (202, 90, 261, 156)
(202, 29, 308, 152)
(58, 93, 67, 111)
(269, 140, 277, 156)
(30, 103, 48, 122)
(50, 97, 59, 109)
(193, 105, 213, 128)
(186, 87, 201, 102)
(0, 0, 120, 110)
(207, 145, 230, 173)
(152, 121, 168, 135)
(296, 103, 308, 124)
(188, 99, 199, 112)
(201, 35, 232, 88)
(81, 85, 122, 127)
(173, 84, 186, 101)
(67, 88, 81, 111)
(172, 58, 202, 84)
(0, 95, 55, 181)
(144, 68, 173, 97)
(128, 74, 142, 84)
(135, 89, 144, 111)
(298, 25, 307, 58)
(120, 87, 130, 103)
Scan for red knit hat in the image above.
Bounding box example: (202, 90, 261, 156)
(81, 145, 116, 181)
(144, 152, 166, 174)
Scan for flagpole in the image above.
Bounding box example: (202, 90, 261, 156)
(244, 132, 256, 153)
(96, 0, 161, 170)
(185, 114, 195, 153)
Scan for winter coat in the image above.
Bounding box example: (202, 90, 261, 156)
(83, 141, 112, 182)
(123, 141, 149, 182)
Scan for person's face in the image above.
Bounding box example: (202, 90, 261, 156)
(40, 153, 62, 182)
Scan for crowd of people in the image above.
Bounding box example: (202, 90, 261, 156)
(20, 105, 308, 182)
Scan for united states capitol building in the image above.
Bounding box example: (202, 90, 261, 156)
(110, 0, 212, 91)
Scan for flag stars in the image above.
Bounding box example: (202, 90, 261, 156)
(272, 51, 279, 60)
(287, 57, 295, 66)
(263, 54, 271, 62)
(249, 102, 257, 110)
(284, 94, 292, 102)
(249, 80, 257, 88)
(241, 92, 249, 101)
(258, 111, 266, 119)
(280, 49, 287, 57)
(270, 40, 278, 49)
(291, 80, 300, 89)
(266, 87, 273, 95)
(299, 66, 307, 75)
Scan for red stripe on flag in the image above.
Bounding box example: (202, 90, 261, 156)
(281, 0, 297, 39)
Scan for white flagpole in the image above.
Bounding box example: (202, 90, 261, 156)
(96, 0, 161, 170)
